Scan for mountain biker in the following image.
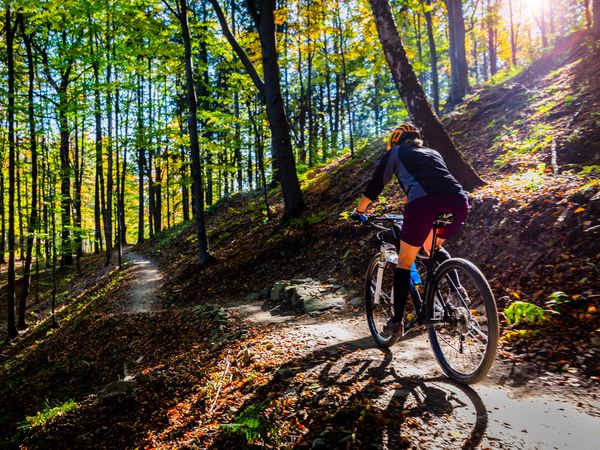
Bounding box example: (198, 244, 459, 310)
(351, 123, 469, 337)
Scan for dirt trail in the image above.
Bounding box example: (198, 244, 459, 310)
(231, 301, 600, 450)
(122, 250, 164, 313)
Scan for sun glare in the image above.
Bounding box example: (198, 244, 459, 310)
(521, 0, 546, 19)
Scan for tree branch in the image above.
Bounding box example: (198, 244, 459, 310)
(162, 0, 180, 20)
(246, 0, 260, 27)
(208, 0, 265, 97)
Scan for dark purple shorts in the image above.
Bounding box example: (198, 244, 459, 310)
(400, 195, 469, 247)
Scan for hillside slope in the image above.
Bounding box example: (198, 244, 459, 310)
(151, 32, 598, 307)
(139, 32, 599, 378)
(3, 31, 599, 450)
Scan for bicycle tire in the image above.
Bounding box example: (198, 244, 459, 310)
(427, 258, 499, 384)
(364, 254, 399, 348)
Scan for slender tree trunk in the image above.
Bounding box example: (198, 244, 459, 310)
(594, 0, 600, 37)
(487, 0, 498, 76)
(176, 87, 191, 220)
(423, 0, 439, 115)
(93, 59, 106, 254)
(115, 86, 122, 267)
(178, 0, 213, 264)
(539, 0, 548, 47)
(472, 33, 479, 84)
(247, 100, 271, 219)
(509, 0, 517, 66)
(368, 0, 484, 190)
(120, 92, 128, 245)
(6, 8, 18, 339)
(137, 74, 145, 244)
(16, 149, 24, 262)
(445, 0, 469, 105)
(0, 169, 5, 265)
(58, 88, 73, 267)
(298, 48, 306, 164)
(335, 2, 355, 155)
(147, 62, 155, 238)
(105, 59, 113, 265)
(18, 14, 39, 328)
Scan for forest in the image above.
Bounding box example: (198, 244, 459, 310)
(1, 0, 599, 448)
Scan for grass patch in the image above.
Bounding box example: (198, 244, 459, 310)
(493, 124, 553, 168)
(18, 399, 77, 431)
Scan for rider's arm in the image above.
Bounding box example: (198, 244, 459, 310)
(363, 152, 391, 205)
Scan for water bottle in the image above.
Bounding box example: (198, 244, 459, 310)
(410, 262, 421, 286)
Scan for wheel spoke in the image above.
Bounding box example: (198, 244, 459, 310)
(428, 259, 499, 383)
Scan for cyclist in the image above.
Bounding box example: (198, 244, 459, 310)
(351, 123, 469, 337)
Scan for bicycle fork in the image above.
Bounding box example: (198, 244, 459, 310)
(373, 246, 395, 304)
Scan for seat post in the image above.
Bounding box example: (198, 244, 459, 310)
(427, 225, 440, 278)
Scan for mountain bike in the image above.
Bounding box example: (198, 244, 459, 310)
(362, 213, 499, 384)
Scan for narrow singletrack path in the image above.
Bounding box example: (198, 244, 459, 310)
(122, 250, 164, 313)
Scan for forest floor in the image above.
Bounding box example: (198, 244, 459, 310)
(1, 30, 600, 449)
(1, 249, 598, 449)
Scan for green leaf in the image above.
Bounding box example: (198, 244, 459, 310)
(504, 301, 546, 326)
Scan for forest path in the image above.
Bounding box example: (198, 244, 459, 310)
(122, 250, 164, 313)
(231, 301, 600, 449)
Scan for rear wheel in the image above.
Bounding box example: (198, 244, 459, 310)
(427, 258, 499, 384)
(365, 254, 398, 348)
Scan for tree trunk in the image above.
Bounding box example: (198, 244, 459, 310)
(335, 1, 355, 155)
(115, 85, 122, 267)
(210, 0, 305, 221)
(74, 117, 84, 261)
(93, 59, 106, 255)
(368, 0, 484, 191)
(18, 13, 39, 329)
(137, 74, 145, 244)
(423, 0, 439, 115)
(0, 169, 5, 265)
(58, 88, 73, 267)
(509, 0, 517, 66)
(178, 0, 213, 264)
(445, 0, 469, 105)
(487, 0, 498, 77)
(254, 0, 305, 220)
(6, 8, 18, 339)
(105, 59, 114, 265)
(594, 0, 600, 37)
(120, 91, 129, 245)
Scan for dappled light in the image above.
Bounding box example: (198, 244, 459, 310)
(1, 0, 599, 448)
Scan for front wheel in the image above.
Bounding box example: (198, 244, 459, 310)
(427, 258, 499, 384)
(365, 254, 399, 348)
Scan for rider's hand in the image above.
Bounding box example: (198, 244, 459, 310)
(351, 211, 369, 223)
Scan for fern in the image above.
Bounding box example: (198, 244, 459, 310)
(220, 404, 267, 444)
(504, 301, 546, 326)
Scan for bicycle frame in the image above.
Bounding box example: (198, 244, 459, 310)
(370, 216, 452, 326)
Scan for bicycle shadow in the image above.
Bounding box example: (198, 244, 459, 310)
(213, 335, 489, 449)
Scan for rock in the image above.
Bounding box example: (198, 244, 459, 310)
(99, 379, 138, 403)
(259, 287, 271, 299)
(276, 367, 294, 380)
(270, 282, 287, 301)
(303, 295, 344, 313)
(349, 297, 363, 307)
(246, 292, 261, 301)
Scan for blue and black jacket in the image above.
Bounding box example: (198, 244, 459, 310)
(364, 144, 466, 203)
